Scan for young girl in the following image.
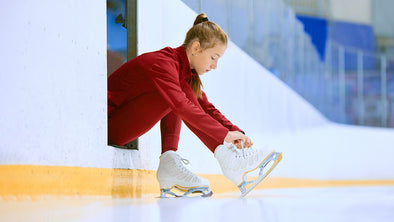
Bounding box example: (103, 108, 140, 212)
(107, 13, 282, 197)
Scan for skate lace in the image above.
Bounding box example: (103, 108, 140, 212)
(234, 142, 257, 159)
(174, 156, 200, 183)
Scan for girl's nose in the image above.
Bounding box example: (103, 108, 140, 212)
(211, 62, 217, 70)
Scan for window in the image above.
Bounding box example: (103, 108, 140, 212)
(107, 0, 138, 150)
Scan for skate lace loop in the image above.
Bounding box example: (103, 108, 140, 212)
(181, 158, 190, 165)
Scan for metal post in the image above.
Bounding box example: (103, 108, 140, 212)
(126, 0, 137, 60)
(357, 50, 364, 125)
(299, 35, 305, 96)
(325, 40, 332, 119)
(248, 0, 254, 55)
(126, 0, 138, 149)
(226, 0, 232, 36)
(339, 46, 346, 123)
(381, 55, 387, 127)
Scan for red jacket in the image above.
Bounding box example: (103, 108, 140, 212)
(108, 46, 242, 144)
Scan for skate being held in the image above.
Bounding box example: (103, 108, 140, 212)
(157, 151, 213, 198)
(215, 141, 282, 197)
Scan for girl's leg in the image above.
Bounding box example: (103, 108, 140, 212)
(108, 92, 171, 146)
(160, 109, 220, 153)
(160, 111, 182, 154)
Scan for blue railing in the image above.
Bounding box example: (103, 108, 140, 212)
(182, 0, 394, 128)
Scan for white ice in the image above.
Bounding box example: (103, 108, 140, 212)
(2, 186, 393, 222)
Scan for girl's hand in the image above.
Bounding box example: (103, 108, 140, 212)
(224, 131, 253, 149)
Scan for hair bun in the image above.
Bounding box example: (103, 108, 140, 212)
(193, 13, 208, 26)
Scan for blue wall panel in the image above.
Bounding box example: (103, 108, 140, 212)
(296, 15, 328, 61)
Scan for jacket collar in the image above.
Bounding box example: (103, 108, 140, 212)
(175, 46, 195, 83)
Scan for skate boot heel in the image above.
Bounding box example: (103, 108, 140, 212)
(158, 180, 174, 190)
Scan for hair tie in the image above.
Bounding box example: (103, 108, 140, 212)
(202, 17, 209, 22)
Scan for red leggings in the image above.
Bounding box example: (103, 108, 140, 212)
(108, 89, 221, 153)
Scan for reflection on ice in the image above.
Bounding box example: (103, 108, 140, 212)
(76, 186, 394, 222)
(1, 187, 393, 222)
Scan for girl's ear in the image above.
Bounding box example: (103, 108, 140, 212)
(191, 41, 202, 55)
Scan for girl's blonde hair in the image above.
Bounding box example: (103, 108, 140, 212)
(183, 13, 228, 99)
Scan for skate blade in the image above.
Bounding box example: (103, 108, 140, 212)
(239, 152, 283, 198)
(159, 189, 183, 198)
(159, 186, 213, 198)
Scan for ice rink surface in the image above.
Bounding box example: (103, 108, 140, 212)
(1, 186, 393, 222)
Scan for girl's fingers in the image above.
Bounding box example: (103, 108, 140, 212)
(225, 132, 253, 149)
(233, 139, 241, 149)
(243, 137, 253, 148)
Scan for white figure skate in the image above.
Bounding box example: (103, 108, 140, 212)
(157, 151, 213, 198)
(215, 142, 282, 197)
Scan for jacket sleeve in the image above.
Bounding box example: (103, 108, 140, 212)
(198, 91, 244, 133)
(142, 56, 229, 143)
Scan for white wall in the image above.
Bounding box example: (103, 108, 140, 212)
(372, 0, 394, 37)
(0, 0, 114, 168)
(330, 0, 372, 24)
(1, 0, 393, 180)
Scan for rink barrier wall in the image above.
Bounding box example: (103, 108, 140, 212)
(2, 0, 394, 199)
(1, 165, 394, 200)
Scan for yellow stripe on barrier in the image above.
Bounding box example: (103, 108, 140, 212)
(0, 165, 158, 200)
(1, 165, 393, 200)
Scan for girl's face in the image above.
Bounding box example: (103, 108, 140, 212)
(189, 42, 227, 75)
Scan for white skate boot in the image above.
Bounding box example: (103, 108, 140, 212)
(214, 142, 282, 197)
(157, 151, 213, 198)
